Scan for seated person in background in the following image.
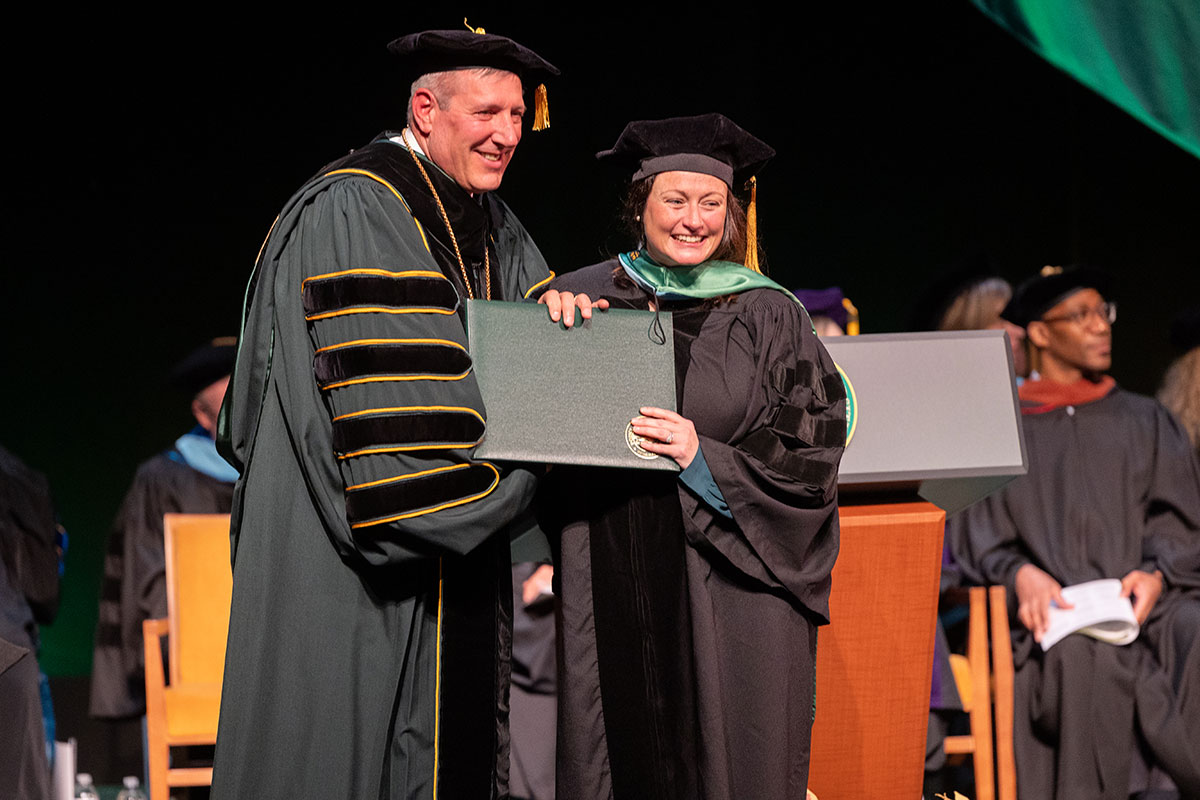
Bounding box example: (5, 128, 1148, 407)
(948, 266, 1200, 800)
(90, 338, 237, 720)
(1158, 307, 1200, 461)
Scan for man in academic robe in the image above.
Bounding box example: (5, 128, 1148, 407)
(949, 267, 1200, 800)
(90, 338, 238, 722)
(211, 28, 590, 800)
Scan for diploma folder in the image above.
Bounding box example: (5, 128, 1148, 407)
(466, 299, 679, 471)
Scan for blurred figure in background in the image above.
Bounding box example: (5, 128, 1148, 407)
(793, 287, 858, 337)
(1158, 307, 1200, 460)
(911, 261, 1028, 379)
(90, 338, 237, 723)
(1, 444, 61, 800)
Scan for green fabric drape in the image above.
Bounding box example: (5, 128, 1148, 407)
(971, 0, 1200, 160)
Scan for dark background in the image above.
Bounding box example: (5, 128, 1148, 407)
(5, 6, 1197, 685)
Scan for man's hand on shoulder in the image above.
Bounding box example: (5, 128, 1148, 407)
(539, 289, 609, 328)
(1015, 563, 1072, 642)
(1120, 569, 1164, 624)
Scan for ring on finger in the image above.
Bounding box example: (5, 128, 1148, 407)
(665, 432, 674, 444)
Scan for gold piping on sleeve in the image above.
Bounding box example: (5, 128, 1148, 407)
(332, 405, 485, 424)
(347, 463, 501, 529)
(523, 271, 557, 299)
(255, 215, 281, 268)
(300, 268, 445, 294)
(314, 337, 467, 355)
(305, 306, 457, 322)
(338, 440, 483, 460)
(322, 371, 471, 391)
(346, 462, 471, 492)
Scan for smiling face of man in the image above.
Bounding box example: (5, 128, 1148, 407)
(415, 69, 526, 194)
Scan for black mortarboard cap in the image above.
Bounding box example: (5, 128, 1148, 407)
(1002, 265, 1112, 327)
(596, 113, 775, 188)
(387, 28, 559, 85)
(169, 337, 237, 395)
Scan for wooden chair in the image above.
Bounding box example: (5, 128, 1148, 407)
(142, 513, 233, 800)
(943, 585, 1017, 800)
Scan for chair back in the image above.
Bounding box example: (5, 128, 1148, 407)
(164, 513, 233, 687)
(943, 585, 1016, 800)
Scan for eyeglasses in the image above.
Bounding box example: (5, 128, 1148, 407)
(1040, 301, 1117, 327)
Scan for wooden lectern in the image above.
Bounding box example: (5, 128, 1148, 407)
(808, 331, 1026, 800)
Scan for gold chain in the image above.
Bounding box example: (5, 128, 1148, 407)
(400, 128, 491, 300)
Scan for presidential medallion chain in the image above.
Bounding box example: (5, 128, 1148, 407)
(401, 129, 491, 300)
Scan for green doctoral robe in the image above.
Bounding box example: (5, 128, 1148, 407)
(211, 134, 552, 800)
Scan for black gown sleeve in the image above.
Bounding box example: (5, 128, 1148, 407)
(679, 291, 846, 622)
(945, 491, 1035, 594)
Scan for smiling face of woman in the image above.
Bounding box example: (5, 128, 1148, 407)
(641, 171, 729, 266)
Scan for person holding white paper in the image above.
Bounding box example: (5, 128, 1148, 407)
(949, 266, 1200, 800)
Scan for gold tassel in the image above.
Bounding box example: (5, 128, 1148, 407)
(744, 176, 761, 273)
(533, 84, 550, 131)
(461, 19, 549, 131)
(842, 296, 860, 335)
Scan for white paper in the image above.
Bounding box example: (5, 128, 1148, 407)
(1040, 578, 1139, 651)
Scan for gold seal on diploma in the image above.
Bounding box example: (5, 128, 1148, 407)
(625, 421, 659, 460)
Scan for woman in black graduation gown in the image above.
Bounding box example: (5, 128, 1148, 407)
(540, 114, 846, 800)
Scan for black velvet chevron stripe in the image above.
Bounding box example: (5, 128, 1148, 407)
(346, 464, 497, 526)
(771, 362, 844, 406)
(303, 273, 458, 316)
(773, 404, 847, 448)
(820, 372, 846, 400)
(314, 343, 472, 387)
(333, 410, 485, 455)
(738, 428, 839, 486)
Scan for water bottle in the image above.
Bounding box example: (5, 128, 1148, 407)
(74, 773, 100, 800)
(116, 775, 148, 800)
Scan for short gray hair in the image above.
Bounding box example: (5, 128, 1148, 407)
(406, 67, 517, 127)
